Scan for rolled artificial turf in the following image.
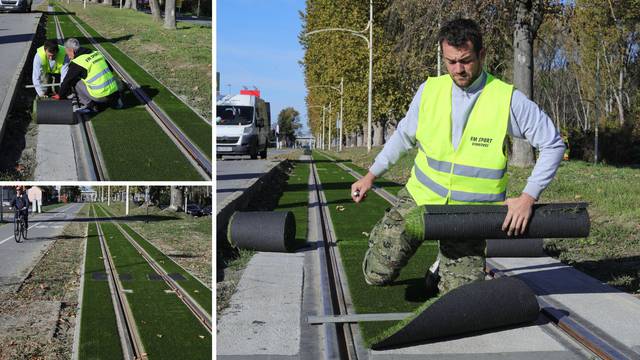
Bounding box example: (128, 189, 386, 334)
(228, 211, 296, 252)
(371, 277, 540, 350)
(58, 4, 211, 158)
(51, 7, 203, 180)
(78, 206, 123, 360)
(93, 206, 211, 360)
(96, 204, 212, 315)
(311, 152, 439, 347)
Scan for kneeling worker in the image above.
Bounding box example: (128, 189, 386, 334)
(32, 40, 68, 98)
(53, 38, 123, 113)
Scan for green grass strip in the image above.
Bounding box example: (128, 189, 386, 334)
(79, 205, 124, 360)
(311, 152, 438, 347)
(96, 204, 212, 315)
(274, 160, 310, 248)
(42, 202, 66, 212)
(57, 3, 211, 158)
(51, 6, 202, 180)
(93, 205, 211, 360)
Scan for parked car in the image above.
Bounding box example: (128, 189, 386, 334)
(0, 0, 32, 12)
(186, 204, 202, 217)
(201, 205, 212, 216)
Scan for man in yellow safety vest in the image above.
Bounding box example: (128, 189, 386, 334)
(54, 38, 122, 113)
(351, 19, 565, 294)
(32, 40, 68, 98)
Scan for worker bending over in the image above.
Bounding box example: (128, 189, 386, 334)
(54, 38, 123, 113)
(32, 39, 68, 98)
(351, 18, 565, 295)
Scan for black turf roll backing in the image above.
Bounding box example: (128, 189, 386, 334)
(486, 238, 545, 257)
(372, 277, 539, 350)
(228, 211, 297, 252)
(423, 203, 589, 240)
(35, 99, 76, 125)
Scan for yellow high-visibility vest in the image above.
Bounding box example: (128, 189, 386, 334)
(37, 45, 66, 75)
(71, 51, 118, 98)
(406, 73, 513, 205)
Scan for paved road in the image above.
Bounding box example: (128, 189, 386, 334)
(216, 148, 294, 210)
(0, 203, 83, 293)
(0, 10, 42, 136)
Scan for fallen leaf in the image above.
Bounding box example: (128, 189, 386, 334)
(157, 334, 163, 338)
(336, 205, 345, 211)
(362, 232, 369, 237)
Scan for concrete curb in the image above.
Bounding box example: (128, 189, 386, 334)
(0, 13, 42, 141)
(216, 159, 290, 237)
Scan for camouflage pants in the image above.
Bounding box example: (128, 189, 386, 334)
(362, 187, 486, 294)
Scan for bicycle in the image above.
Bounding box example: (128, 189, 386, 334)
(14, 210, 27, 243)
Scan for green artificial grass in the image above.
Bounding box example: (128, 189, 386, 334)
(311, 152, 439, 347)
(78, 205, 123, 360)
(93, 206, 211, 360)
(58, 4, 211, 158)
(316, 151, 404, 196)
(96, 204, 212, 315)
(274, 160, 310, 248)
(52, 7, 203, 180)
(46, 12, 58, 42)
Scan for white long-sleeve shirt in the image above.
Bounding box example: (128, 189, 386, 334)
(32, 54, 69, 97)
(370, 71, 566, 200)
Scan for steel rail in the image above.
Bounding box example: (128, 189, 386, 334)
(94, 208, 147, 360)
(309, 158, 359, 359)
(317, 150, 636, 360)
(52, 12, 105, 180)
(98, 205, 212, 333)
(62, 10, 212, 180)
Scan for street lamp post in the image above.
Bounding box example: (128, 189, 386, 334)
(309, 105, 328, 150)
(308, 77, 344, 151)
(305, 0, 373, 152)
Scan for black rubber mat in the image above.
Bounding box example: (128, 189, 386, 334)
(228, 211, 297, 252)
(119, 273, 133, 281)
(486, 238, 545, 257)
(35, 99, 76, 124)
(372, 277, 539, 350)
(148, 273, 163, 281)
(91, 272, 107, 281)
(168, 273, 186, 281)
(422, 203, 590, 240)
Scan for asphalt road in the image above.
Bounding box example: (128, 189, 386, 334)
(0, 203, 83, 293)
(216, 148, 294, 209)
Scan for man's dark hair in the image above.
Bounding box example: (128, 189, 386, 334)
(438, 18, 483, 55)
(43, 40, 59, 53)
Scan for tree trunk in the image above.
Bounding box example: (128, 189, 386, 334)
(130, 0, 137, 11)
(123, 0, 131, 9)
(372, 120, 385, 146)
(510, 0, 542, 168)
(150, 0, 161, 22)
(163, 0, 176, 29)
(168, 186, 183, 211)
(102, 0, 111, 6)
(356, 128, 363, 147)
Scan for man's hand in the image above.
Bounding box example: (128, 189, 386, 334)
(51, 94, 61, 100)
(351, 172, 376, 203)
(502, 193, 536, 236)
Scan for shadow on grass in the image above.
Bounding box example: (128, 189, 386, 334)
(30, 215, 180, 223)
(73, 34, 134, 48)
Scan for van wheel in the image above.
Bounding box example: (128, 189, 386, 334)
(259, 149, 267, 159)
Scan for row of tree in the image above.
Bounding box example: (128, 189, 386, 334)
(82, 0, 179, 29)
(300, 0, 640, 165)
(93, 186, 211, 210)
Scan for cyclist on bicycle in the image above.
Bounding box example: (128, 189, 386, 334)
(10, 186, 30, 229)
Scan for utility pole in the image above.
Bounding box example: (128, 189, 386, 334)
(107, 186, 111, 206)
(125, 185, 130, 215)
(339, 77, 344, 151)
(595, 54, 600, 164)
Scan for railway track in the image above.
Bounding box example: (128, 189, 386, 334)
(61, 10, 211, 180)
(96, 204, 212, 333)
(51, 9, 105, 180)
(88, 204, 211, 359)
(312, 150, 636, 360)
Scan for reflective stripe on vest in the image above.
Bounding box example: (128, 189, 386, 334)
(37, 45, 66, 75)
(406, 73, 513, 205)
(71, 51, 118, 98)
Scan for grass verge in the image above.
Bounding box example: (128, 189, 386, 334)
(93, 205, 211, 360)
(51, 6, 203, 180)
(57, 2, 212, 158)
(312, 152, 439, 346)
(79, 205, 123, 360)
(96, 203, 211, 314)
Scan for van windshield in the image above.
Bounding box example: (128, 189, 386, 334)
(216, 106, 253, 125)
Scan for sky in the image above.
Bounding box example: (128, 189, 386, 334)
(216, 0, 309, 134)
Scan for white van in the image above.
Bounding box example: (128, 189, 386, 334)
(216, 94, 270, 159)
